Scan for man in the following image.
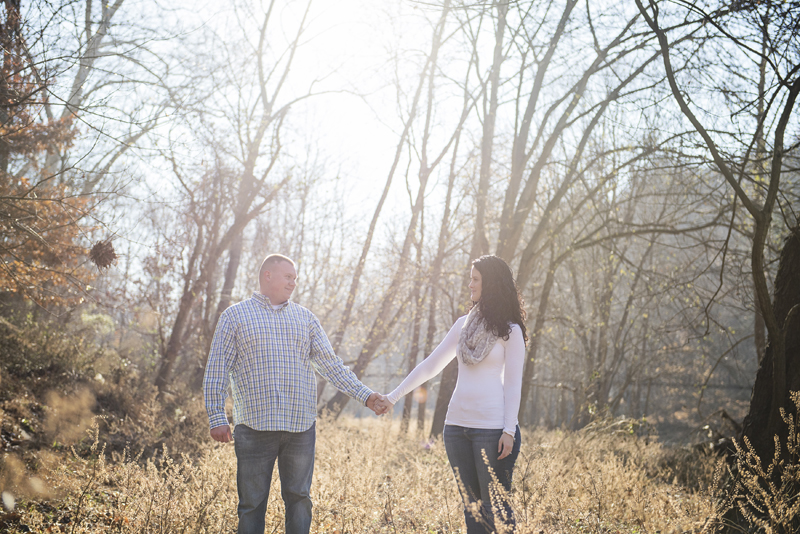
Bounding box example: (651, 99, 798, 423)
(203, 253, 386, 534)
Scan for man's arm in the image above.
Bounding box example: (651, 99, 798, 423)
(308, 316, 375, 407)
(203, 311, 237, 441)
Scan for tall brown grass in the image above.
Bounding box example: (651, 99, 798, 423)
(2, 413, 725, 533)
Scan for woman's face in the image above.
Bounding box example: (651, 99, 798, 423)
(469, 266, 482, 302)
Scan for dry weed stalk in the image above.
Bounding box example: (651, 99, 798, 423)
(703, 392, 800, 534)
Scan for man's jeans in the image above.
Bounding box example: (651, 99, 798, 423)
(444, 425, 521, 534)
(233, 423, 316, 534)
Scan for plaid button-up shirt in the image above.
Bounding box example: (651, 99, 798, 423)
(203, 292, 372, 432)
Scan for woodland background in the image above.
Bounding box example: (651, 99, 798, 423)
(0, 0, 799, 531)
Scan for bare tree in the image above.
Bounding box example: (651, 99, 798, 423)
(431, 0, 671, 435)
(321, 0, 478, 416)
(636, 0, 800, 464)
(153, 0, 316, 392)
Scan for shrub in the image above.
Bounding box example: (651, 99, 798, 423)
(704, 392, 800, 534)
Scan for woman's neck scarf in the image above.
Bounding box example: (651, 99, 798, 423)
(457, 307, 497, 366)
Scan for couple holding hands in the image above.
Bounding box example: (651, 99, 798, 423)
(203, 253, 527, 534)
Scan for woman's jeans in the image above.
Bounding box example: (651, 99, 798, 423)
(233, 423, 316, 534)
(444, 424, 521, 534)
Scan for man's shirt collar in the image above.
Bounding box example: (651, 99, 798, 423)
(252, 291, 290, 310)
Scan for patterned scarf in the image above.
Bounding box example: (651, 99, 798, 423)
(457, 307, 497, 366)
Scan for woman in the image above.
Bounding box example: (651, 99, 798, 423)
(377, 255, 527, 534)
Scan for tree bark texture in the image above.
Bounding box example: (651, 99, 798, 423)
(429, 359, 458, 439)
(741, 228, 800, 461)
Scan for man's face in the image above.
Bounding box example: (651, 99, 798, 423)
(261, 260, 297, 304)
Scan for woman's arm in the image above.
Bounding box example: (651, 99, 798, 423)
(502, 324, 526, 435)
(385, 317, 465, 405)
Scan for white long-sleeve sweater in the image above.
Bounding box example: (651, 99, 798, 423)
(386, 315, 525, 435)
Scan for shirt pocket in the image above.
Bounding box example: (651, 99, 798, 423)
(284, 324, 311, 357)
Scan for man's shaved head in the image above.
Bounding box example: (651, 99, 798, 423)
(259, 254, 295, 281)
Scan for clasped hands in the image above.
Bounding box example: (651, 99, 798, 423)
(366, 392, 394, 415)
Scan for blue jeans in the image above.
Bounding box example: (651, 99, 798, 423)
(233, 423, 316, 534)
(444, 425, 521, 534)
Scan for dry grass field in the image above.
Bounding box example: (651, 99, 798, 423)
(1, 412, 727, 534)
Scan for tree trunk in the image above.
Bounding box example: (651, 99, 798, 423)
(154, 225, 206, 393)
(430, 359, 458, 438)
(401, 248, 425, 434)
(755, 303, 766, 363)
(518, 252, 557, 422)
(416, 281, 438, 437)
(211, 233, 244, 336)
(155, 279, 202, 393)
(753, 33, 768, 366)
(0, 0, 21, 176)
(741, 228, 800, 462)
(473, 0, 507, 257)
(191, 233, 244, 390)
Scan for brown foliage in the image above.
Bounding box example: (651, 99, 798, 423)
(0, 179, 97, 305)
(0, 1, 99, 308)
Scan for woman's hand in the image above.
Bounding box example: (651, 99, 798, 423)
(368, 393, 394, 415)
(498, 432, 514, 459)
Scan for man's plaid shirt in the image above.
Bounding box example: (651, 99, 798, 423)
(203, 292, 372, 432)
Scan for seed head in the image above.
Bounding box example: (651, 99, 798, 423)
(89, 239, 117, 269)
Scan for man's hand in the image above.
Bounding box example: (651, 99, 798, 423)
(373, 395, 393, 414)
(366, 392, 392, 415)
(210, 424, 233, 443)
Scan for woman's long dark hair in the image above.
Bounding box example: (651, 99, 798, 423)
(471, 255, 528, 343)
